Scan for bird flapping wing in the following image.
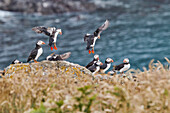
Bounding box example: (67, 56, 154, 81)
(47, 27, 56, 35)
(32, 26, 51, 36)
(94, 20, 109, 35)
(60, 52, 71, 60)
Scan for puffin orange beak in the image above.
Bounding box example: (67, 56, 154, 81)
(98, 36, 100, 39)
(42, 42, 45, 44)
(59, 32, 62, 35)
(100, 62, 103, 65)
(111, 60, 114, 62)
(97, 57, 99, 60)
(123, 60, 126, 63)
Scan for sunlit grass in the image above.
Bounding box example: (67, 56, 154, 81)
(0, 58, 170, 113)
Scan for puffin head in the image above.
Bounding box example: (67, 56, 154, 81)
(96, 60, 103, 66)
(94, 54, 99, 60)
(106, 58, 114, 63)
(37, 40, 45, 45)
(123, 58, 129, 63)
(57, 29, 62, 35)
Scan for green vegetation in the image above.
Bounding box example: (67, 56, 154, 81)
(0, 58, 170, 113)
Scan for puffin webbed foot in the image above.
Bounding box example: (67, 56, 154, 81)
(34, 60, 38, 63)
(50, 47, 53, 51)
(54, 46, 57, 50)
(89, 50, 91, 54)
(91, 49, 94, 54)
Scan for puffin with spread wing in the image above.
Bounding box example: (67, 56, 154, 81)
(32, 26, 62, 51)
(84, 20, 109, 54)
(46, 52, 71, 61)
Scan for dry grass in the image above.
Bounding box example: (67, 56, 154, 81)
(0, 59, 170, 113)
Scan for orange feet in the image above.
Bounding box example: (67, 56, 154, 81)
(89, 50, 91, 54)
(54, 46, 57, 50)
(34, 60, 38, 63)
(91, 49, 94, 54)
(51, 47, 53, 51)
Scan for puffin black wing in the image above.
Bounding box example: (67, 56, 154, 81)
(27, 49, 38, 62)
(114, 63, 125, 71)
(48, 36, 54, 46)
(94, 20, 109, 36)
(88, 65, 96, 72)
(86, 60, 95, 68)
(32, 26, 51, 36)
(100, 63, 107, 69)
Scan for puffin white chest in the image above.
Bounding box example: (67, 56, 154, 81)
(93, 66, 100, 75)
(35, 48, 43, 60)
(91, 36, 98, 47)
(120, 64, 130, 73)
(54, 32, 59, 43)
(103, 63, 111, 73)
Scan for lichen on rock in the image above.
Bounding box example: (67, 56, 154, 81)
(4, 60, 92, 78)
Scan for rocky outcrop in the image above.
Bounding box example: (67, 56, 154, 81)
(4, 60, 92, 78)
(0, 0, 97, 14)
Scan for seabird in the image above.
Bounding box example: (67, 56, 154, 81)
(46, 52, 71, 61)
(11, 59, 22, 64)
(86, 54, 99, 68)
(32, 26, 62, 51)
(100, 58, 113, 73)
(84, 20, 109, 54)
(108, 58, 130, 75)
(88, 60, 103, 75)
(27, 40, 45, 63)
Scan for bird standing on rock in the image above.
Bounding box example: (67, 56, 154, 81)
(86, 54, 99, 68)
(88, 60, 103, 75)
(27, 40, 45, 63)
(84, 20, 109, 54)
(108, 58, 130, 75)
(100, 58, 113, 73)
(32, 26, 62, 51)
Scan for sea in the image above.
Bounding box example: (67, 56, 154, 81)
(0, 0, 170, 71)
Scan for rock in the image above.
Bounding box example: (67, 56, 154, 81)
(4, 60, 93, 78)
(0, 0, 97, 14)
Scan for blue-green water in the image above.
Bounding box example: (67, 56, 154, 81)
(0, 0, 170, 71)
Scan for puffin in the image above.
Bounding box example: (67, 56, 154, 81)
(84, 20, 109, 54)
(11, 59, 22, 64)
(27, 40, 45, 63)
(85, 54, 99, 68)
(32, 26, 62, 51)
(108, 58, 130, 75)
(46, 52, 71, 61)
(88, 60, 103, 75)
(100, 58, 114, 73)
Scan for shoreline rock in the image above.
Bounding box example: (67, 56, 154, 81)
(0, 0, 97, 14)
(4, 60, 93, 78)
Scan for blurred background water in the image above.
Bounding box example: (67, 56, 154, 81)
(0, 0, 170, 71)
